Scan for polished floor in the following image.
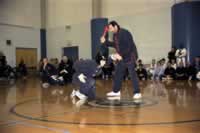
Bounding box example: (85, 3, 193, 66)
(0, 76, 200, 133)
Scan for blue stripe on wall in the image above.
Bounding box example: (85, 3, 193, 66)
(40, 29, 47, 59)
(91, 18, 108, 59)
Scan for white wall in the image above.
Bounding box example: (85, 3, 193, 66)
(46, 0, 93, 59)
(0, 0, 41, 28)
(0, 25, 40, 67)
(46, 0, 92, 28)
(0, 0, 41, 67)
(102, 0, 174, 63)
(47, 22, 91, 60)
(101, 0, 174, 18)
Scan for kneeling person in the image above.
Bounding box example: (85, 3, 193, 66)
(71, 59, 105, 102)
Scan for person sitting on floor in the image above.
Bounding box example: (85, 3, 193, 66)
(186, 62, 197, 80)
(168, 47, 176, 63)
(171, 59, 177, 70)
(147, 59, 157, 79)
(175, 61, 187, 80)
(162, 62, 176, 80)
(40, 58, 63, 88)
(136, 64, 148, 80)
(17, 59, 28, 79)
(152, 61, 162, 80)
(58, 56, 74, 84)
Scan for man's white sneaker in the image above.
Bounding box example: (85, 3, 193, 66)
(107, 96, 121, 100)
(133, 93, 142, 99)
(106, 91, 121, 97)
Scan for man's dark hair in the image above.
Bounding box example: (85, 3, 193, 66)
(109, 21, 120, 30)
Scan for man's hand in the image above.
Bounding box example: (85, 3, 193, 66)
(110, 54, 117, 61)
(100, 36, 106, 44)
(100, 60, 106, 67)
(115, 53, 122, 61)
(110, 53, 122, 61)
(78, 73, 86, 83)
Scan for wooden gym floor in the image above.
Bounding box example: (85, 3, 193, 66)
(0, 76, 200, 133)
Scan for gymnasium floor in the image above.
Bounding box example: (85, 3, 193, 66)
(0, 76, 200, 133)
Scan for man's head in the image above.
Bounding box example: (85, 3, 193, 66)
(43, 58, 48, 64)
(62, 56, 68, 63)
(108, 21, 120, 33)
(167, 62, 171, 68)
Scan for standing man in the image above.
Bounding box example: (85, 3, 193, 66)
(175, 45, 187, 67)
(100, 21, 142, 99)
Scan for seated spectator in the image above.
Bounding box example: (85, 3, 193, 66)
(152, 59, 166, 80)
(58, 56, 74, 83)
(95, 52, 104, 64)
(191, 56, 200, 81)
(148, 59, 157, 78)
(136, 64, 148, 80)
(136, 59, 144, 69)
(0, 56, 6, 77)
(193, 56, 200, 72)
(163, 62, 176, 80)
(168, 47, 176, 63)
(17, 59, 28, 79)
(95, 52, 114, 79)
(40, 58, 61, 87)
(197, 71, 200, 81)
(175, 61, 187, 80)
(152, 61, 162, 80)
(50, 58, 59, 69)
(171, 59, 177, 70)
(186, 62, 197, 80)
(158, 58, 167, 79)
(102, 62, 114, 80)
(0, 56, 16, 79)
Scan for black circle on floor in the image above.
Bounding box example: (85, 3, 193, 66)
(87, 97, 158, 108)
(9, 99, 200, 126)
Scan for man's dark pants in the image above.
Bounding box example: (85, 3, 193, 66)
(113, 61, 140, 94)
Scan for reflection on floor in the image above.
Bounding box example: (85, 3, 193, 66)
(0, 77, 200, 133)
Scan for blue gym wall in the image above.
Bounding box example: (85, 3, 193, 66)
(172, 1, 200, 62)
(91, 18, 108, 59)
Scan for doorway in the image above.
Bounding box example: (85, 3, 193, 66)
(16, 48, 37, 70)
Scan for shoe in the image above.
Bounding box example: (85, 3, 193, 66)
(133, 93, 142, 99)
(134, 99, 142, 104)
(70, 90, 77, 98)
(106, 91, 120, 97)
(107, 96, 120, 100)
(76, 99, 87, 108)
(76, 91, 88, 100)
